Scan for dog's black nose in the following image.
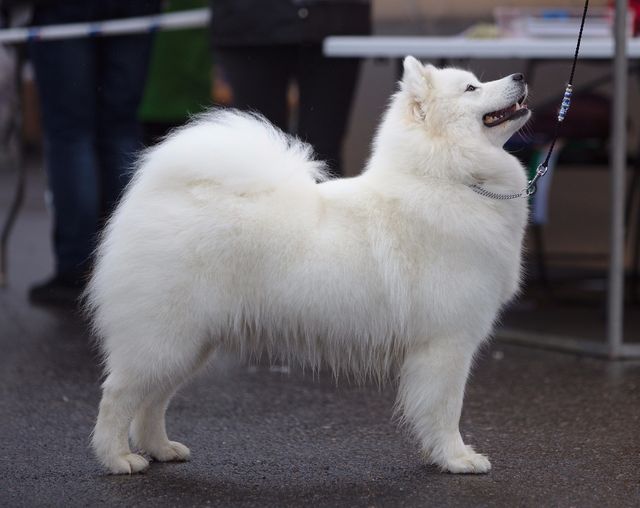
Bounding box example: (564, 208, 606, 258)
(512, 73, 525, 82)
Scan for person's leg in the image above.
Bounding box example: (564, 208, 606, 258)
(215, 46, 293, 132)
(296, 45, 362, 176)
(95, 33, 155, 217)
(29, 4, 100, 295)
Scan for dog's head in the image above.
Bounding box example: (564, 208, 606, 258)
(399, 56, 531, 147)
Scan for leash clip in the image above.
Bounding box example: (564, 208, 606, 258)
(525, 163, 549, 197)
(536, 163, 548, 179)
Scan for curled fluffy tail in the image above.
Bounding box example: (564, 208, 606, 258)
(133, 109, 328, 193)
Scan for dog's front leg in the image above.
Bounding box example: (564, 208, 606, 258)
(397, 338, 490, 474)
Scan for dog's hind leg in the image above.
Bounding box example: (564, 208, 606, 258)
(397, 338, 490, 474)
(129, 386, 190, 464)
(130, 342, 215, 463)
(92, 334, 213, 474)
(92, 365, 153, 474)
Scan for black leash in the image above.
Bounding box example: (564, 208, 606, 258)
(470, 0, 590, 200)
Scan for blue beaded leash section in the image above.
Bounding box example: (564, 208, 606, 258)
(558, 83, 573, 122)
(470, 0, 590, 200)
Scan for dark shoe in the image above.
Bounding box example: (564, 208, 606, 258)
(28, 275, 85, 307)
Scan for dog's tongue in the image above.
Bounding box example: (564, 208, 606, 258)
(484, 105, 514, 125)
(483, 101, 527, 127)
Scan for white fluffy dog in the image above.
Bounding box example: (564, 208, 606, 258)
(88, 57, 530, 475)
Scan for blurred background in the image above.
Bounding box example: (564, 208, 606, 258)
(1, 1, 640, 506)
(2, 0, 639, 354)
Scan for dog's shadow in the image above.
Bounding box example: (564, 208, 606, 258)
(96, 460, 444, 505)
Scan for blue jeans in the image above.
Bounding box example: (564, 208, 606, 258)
(30, 0, 159, 278)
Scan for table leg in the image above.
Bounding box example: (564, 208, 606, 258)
(607, 0, 629, 358)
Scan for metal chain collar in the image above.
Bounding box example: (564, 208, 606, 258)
(468, 162, 549, 200)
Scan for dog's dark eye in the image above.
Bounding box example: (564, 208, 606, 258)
(465, 84, 478, 92)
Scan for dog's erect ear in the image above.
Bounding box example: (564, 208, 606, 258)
(401, 56, 434, 99)
(401, 56, 436, 120)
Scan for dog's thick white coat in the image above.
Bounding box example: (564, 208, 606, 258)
(88, 58, 530, 475)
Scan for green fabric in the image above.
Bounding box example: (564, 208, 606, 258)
(139, 0, 212, 122)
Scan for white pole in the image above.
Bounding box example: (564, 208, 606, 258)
(607, 0, 628, 358)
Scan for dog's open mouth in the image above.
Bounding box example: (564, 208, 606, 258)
(483, 94, 528, 128)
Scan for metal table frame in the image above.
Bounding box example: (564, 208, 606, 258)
(324, 0, 639, 359)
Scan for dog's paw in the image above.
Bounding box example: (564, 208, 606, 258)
(147, 441, 191, 462)
(106, 453, 150, 475)
(440, 447, 491, 474)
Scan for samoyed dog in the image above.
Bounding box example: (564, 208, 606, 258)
(87, 56, 530, 475)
